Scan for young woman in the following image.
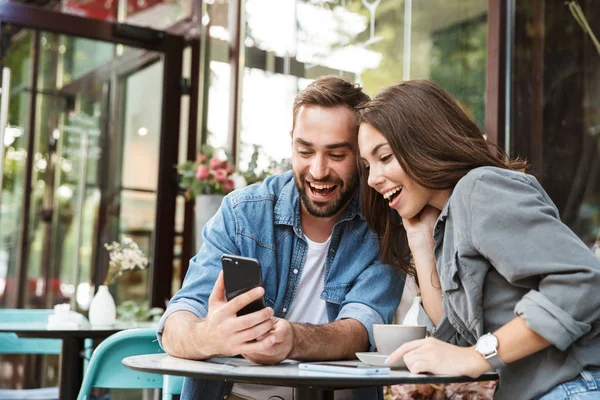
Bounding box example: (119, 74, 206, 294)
(357, 80, 600, 400)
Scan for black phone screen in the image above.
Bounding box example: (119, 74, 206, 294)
(221, 254, 266, 316)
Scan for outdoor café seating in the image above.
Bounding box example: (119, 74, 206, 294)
(76, 328, 182, 400)
(0, 309, 62, 400)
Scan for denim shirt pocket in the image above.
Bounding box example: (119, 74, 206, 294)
(322, 283, 352, 322)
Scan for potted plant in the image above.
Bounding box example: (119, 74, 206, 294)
(176, 144, 292, 251)
(176, 144, 235, 200)
(89, 236, 149, 326)
(177, 144, 236, 250)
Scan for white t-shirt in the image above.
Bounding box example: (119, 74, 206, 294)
(232, 235, 350, 400)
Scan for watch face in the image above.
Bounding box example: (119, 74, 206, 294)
(476, 334, 498, 355)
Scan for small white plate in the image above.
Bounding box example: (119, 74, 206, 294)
(355, 352, 406, 369)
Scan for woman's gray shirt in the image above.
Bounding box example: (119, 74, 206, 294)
(416, 166, 600, 400)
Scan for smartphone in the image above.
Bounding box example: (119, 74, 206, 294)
(221, 254, 266, 317)
(298, 362, 390, 376)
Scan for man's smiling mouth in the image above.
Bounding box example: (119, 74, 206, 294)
(308, 181, 337, 197)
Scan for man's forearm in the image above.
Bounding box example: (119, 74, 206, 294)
(288, 319, 369, 360)
(162, 311, 215, 360)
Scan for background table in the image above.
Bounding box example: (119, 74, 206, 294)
(123, 353, 499, 400)
(0, 321, 153, 400)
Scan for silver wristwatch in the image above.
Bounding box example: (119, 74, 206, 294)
(475, 333, 506, 370)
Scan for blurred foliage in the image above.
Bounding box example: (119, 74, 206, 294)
(116, 300, 164, 323)
(241, 144, 292, 186)
(302, 0, 487, 128)
(430, 14, 487, 128)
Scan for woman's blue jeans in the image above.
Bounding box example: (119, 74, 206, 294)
(539, 370, 600, 399)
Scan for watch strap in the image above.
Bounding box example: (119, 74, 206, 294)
(485, 352, 506, 370)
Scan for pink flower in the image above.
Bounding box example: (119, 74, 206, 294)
(214, 168, 228, 183)
(196, 165, 209, 180)
(224, 162, 234, 175)
(222, 179, 235, 193)
(209, 156, 223, 171)
(197, 152, 206, 163)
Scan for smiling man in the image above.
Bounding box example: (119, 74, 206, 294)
(158, 76, 404, 400)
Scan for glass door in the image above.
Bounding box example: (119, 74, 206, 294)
(0, 9, 182, 313)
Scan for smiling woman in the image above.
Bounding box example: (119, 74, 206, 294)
(356, 80, 600, 400)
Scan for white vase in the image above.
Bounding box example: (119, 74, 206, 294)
(89, 285, 116, 326)
(195, 194, 225, 252)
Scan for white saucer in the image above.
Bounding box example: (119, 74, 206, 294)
(355, 352, 406, 369)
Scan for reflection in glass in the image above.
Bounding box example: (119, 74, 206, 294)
(206, 61, 231, 150)
(361, 0, 382, 46)
(510, 0, 599, 248)
(121, 61, 164, 191)
(0, 25, 32, 306)
(238, 69, 294, 173)
(117, 190, 156, 305)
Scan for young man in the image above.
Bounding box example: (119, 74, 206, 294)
(158, 76, 404, 400)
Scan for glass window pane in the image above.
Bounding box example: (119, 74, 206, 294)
(238, 1, 488, 167)
(125, 0, 194, 30)
(119, 190, 157, 233)
(238, 69, 295, 172)
(121, 60, 164, 190)
(510, 0, 600, 246)
(63, 37, 115, 86)
(117, 190, 156, 304)
(206, 61, 230, 149)
(1, 26, 33, 306)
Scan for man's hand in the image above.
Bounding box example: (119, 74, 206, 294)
(241, 318, 294, 365)
(173, 271, 276, 359)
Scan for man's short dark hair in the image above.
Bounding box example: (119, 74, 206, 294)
(292, 76, 370, 132)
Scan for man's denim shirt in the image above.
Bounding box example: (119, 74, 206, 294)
(157, 171, 404, 400)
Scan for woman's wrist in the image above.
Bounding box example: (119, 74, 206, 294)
(410, 240, 436, 267)
(465, 345, 493, 378)
(407, 229, 434, 248)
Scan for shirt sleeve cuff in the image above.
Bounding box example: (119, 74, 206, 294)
(416, 304, 457, 343)
(336, 302, 385, 351)
(514, 289, 591, 351)
(156, 300, 208, 349)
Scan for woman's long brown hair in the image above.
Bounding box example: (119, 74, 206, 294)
(357, 80, 527, 276)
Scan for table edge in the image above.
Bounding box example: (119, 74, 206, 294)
(122, 356, 499, 389)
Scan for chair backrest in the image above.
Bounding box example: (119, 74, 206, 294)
(0, 309, 61, 355)
(77, 328, 171, 400)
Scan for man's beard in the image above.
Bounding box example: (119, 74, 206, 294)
(293, 171, 358, 218)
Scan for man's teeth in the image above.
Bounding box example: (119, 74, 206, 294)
(310, 183, 335, 190)
(383, 187, 402, 200)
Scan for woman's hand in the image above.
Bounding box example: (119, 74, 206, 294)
(386, 337, 491, 378)
(404, 205, 444, 324)
(402, 205, 440, 255)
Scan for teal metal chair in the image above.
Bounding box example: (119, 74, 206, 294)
(0, 309, 69, 400)
(0, 309, 62, 355)
(0, 309, 95, 400)
(76, 328, 182, 400)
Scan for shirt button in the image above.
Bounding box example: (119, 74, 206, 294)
(282, 307, 287, 313)
(293, 269, 299, 274)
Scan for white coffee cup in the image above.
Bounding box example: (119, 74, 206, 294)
(373, 324, 427, 355)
